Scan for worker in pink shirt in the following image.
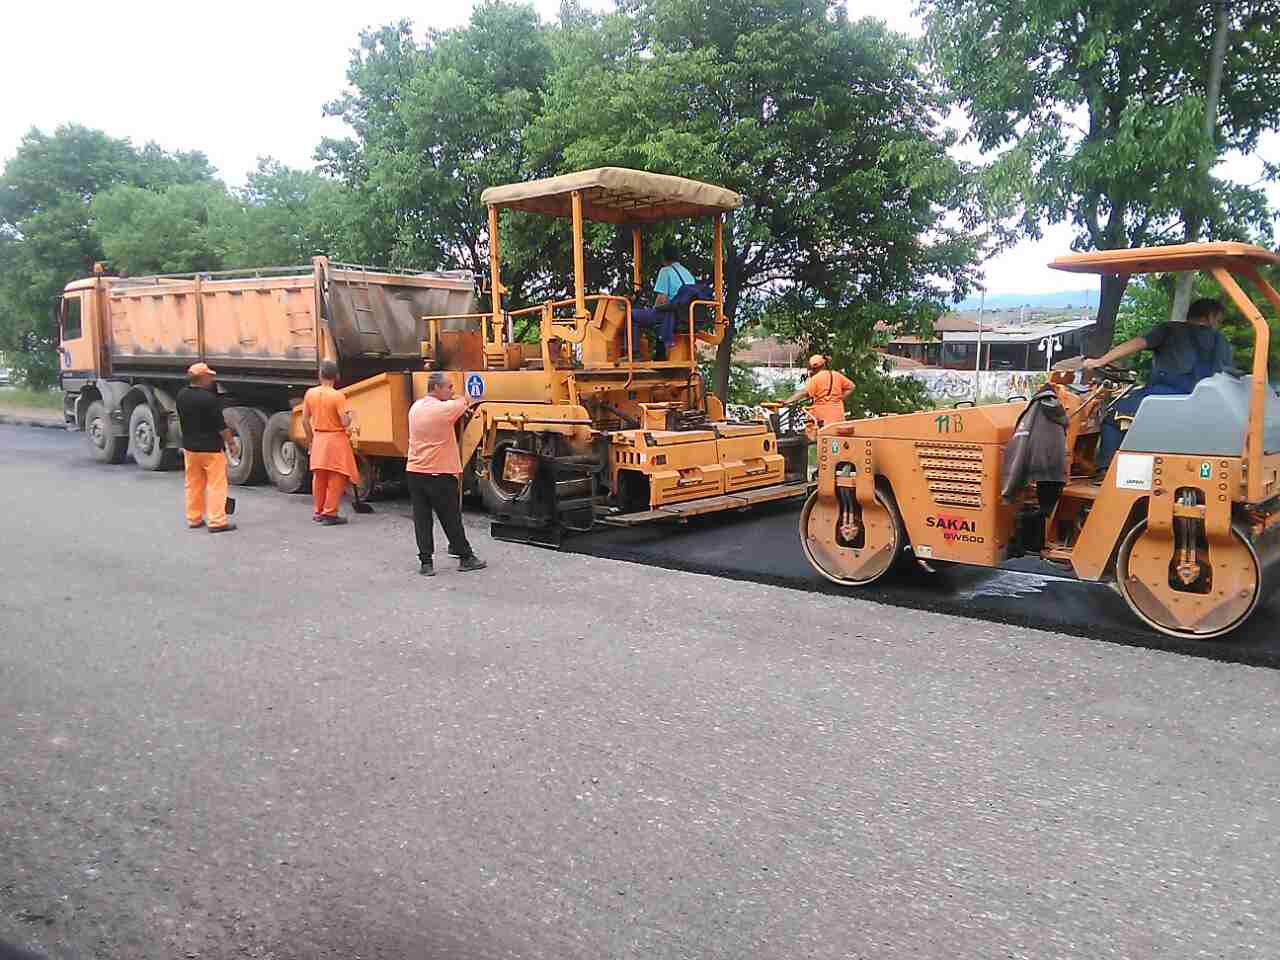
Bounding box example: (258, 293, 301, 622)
(406, 371, 487, 577)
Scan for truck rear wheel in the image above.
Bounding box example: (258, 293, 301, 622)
(85, 400, 128, 464)
(128, 404, 180, 471)
(224, 406, 266, 485)
(263, 411, 310, 494)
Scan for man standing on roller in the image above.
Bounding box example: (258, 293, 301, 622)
(786, 355, 855, 442)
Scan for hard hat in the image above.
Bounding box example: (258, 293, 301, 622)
(187, 361, 217, 377)
(807, 354, 827, 370)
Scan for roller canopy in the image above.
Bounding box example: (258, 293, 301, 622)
(480, 167, 741, 224)
(1049, 242, 1280, 275)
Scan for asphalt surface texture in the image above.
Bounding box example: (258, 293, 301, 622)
(565, 502, 1280, 669)
(4, 423, 1280, 959)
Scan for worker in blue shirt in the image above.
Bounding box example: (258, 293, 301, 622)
(631, 245, 697, 361)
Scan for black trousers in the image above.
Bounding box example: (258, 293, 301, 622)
(407, 472, 473, 563)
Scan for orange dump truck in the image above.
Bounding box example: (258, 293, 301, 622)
(57, 257, 474, 490)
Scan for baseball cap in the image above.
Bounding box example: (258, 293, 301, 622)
(188, 361, 217, 377)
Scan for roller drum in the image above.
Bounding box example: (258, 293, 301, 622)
(1116, 518, 1280, 639)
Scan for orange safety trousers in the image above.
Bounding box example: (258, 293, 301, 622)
(184, 451, 229, 528)
(312, 469, 347, 517)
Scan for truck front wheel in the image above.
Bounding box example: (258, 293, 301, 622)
(263, 411, 310, 494)
(85, 400, 128, 464)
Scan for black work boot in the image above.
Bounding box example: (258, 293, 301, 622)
(458, 555, 488, 572)
(419, 561, 435, 577)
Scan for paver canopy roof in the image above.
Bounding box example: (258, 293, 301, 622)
(1050, 242, 1280, 275)
(480, 167, 742, 224)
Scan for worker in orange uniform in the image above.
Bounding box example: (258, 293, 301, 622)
(786, 354, 855, 442)
(406, 371, 486, 577)
(176, 362, 238, 533)
(302, 360, 360, 526)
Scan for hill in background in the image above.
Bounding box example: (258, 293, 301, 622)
(957, 289, 1100, 311)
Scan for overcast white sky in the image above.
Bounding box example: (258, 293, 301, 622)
(2, 0, 1274, 296)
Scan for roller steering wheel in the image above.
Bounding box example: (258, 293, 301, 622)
(1091, 362, 1137, 384)
(1095, 366, 1141, 419)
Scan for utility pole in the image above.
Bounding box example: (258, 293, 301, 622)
(1171, 0, 1231, 323)
(974, 288, 985, 401)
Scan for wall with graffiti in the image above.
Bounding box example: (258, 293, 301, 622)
(891, 369, 1047, 403)
(740, 364, 1045, 404)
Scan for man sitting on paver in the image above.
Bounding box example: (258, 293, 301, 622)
(630, 245, 701, 361)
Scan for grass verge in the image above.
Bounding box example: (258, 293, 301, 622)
(0, 386, 63, 410)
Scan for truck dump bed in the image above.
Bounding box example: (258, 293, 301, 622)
(99, 259, 475, 385)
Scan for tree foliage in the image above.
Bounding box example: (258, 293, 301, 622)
(317, 0, 982, 405)
(0, 125, 216, 387)
(921, 0, 1280, 352)
(0, 118, 364, 386)
(92, 182, 234, 275)
(318, 7, 555, 293)
(532, 0, 984, 398)
(223, 159, 358, 268)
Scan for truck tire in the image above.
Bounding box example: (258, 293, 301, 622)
(128, 404, 180, 471)
(224, 406, 267, 485)
(263, 410, 310, 494)
(85, 400, 128, 464)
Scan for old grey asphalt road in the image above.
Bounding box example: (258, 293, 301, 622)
(3, 423, 1280, 959)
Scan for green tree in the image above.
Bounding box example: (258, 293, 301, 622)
(531, 0, 984, 399)
(219, 158, 358, 267)
(92, 181, 236, 275)
(317, 5, 554, 286)
(0, 125, 215, 387)
(921, 0, 1280, 354)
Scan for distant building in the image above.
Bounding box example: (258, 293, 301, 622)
(884, 314, 1097, 371)
(941, 317, 1096, 370)
(881, 335, 941, 366)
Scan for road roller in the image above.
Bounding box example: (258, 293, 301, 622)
(801, 242, 1280, 639)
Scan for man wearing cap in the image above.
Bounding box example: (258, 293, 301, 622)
(302, 360, 360, 525)
(176, 362, 237, 532)
(786, 355, 855, 442)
